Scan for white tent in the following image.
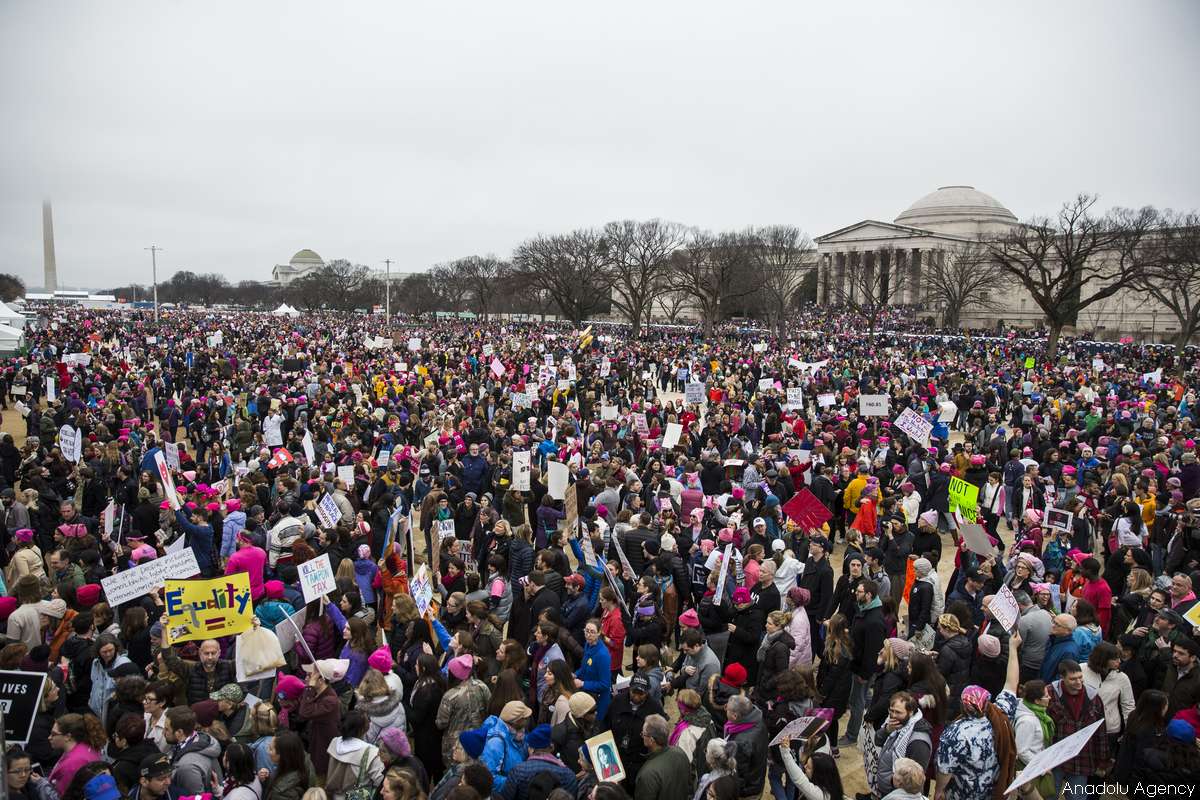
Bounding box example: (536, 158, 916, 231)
(0, 302, 25, 329)
(0, 323, 24, 354)
(271, 304, 301, 317)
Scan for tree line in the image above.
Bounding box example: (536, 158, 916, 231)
(99, 195, 1200, 356)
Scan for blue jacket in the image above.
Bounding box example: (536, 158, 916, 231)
(1042, 633, 1081, 682)
(175, 509, 216, 575)
(575, 641, 613, 720)
(460, 454, 489, 495)
(480, 714, 528, 792)
(498, 753, 577, 800)
(255, 598, 295, 633)
(221, 510, 247, 560)
(354, 558, 379, 603)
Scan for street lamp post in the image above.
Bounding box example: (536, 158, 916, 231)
(145, 245, 162, 321)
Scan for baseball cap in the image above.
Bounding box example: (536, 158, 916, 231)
(630, 674, 650, 693)
(140, 754, 173, 779)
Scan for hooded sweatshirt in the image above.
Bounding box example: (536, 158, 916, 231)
(170, 732, 222, 796)
(324, 737, 385, 800)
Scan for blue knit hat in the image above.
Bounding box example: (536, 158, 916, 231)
(527, 724, 553, 750)
(84, 775, 121, 800)
(459, 727, 487, 759)
(1166, 718, 1196, 744)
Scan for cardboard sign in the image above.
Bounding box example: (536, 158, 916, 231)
(586, 730, 627, 783)
(786, 387, 803, 410)
(512, 450, 531, 491)
(893, 408, 932, 443)
(662, 422, 682, 449)
(948, 477, 980, 522)
(299, 553, 337, 604)
(337, 465, 356, 488)
(0, 670, 48, 744)
(100, 548, 201, 606)
(768, 715, 829, 747)
(988, 584, 1021, 633)
(1005, 720, 1104, 794)
(314, 494, 343, 529)
(547, 461, 569, 500)
(781, 488, 834, 531)
(154, 451, 181, 510)
(685, 382, 706, 404)
(164, 573, 254, 644)
(859, 394, 889, 416)
(958, 522, 995, 557)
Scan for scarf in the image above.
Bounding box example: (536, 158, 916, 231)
(757, 629, 783, 663)
(724, 719, 756, 737)
(669, 717, 690, 747)
(1022, 700, 1055, 747)
(889, 709, 924, 757)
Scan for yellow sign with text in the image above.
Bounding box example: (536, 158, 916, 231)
(163, 573, 254, 645)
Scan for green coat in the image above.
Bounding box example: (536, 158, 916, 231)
(635, 745, 693, 800)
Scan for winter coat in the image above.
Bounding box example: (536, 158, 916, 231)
(756, 629, 795, 699)
(935, 633, 973, 701)
(225, 544, 267, 601)
(605, 689, 665, 785)
(576, 640, 613, 720)
(169, 732, 222, 796)
(726, 705, 769, 799)
(1041, 633, 1081, 682)
(479, 714, 529, 793)
(356, 672, 408, 741)
(187, 659, 237, 704)
(89, 653, 133, 726)
(353, 558, 378, 603)
(817, 653, 853, 716)
(324, 737, 385, 800)
(850, 600, 887, 679)
(436, 677, 491, 766)
(221, 510, 247, 560)
(787, 607, 812, 667)
(635, 746, 693, 800)
(297, 684, 342, 774)
(725, 604, 766, 684)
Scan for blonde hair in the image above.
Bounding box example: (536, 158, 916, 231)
(1127, 567, 1152, 593)
(301, 789, 328, 800)
(357, 668, 391, 700)
(767, 610, 793, 629)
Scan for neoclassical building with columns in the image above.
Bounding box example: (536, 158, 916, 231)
(813, 185, 1018, 308)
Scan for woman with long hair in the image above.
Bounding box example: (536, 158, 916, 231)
(47, 714, 107, 796)
(816, 614, 853, 757)
(539, 659, 576, 726)
(356, 666, 408, 741)
(1112, 689, 1168, 783)
(223, 743, 264, 800)
(266, 730, 315, 800)
(486, 669, 525, 718)
(776, 734, 844, 800)
(408, 654, 446, 784)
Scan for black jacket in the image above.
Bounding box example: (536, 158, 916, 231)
(757, 630, 795, 699)
(908, 579, 934, 633)
(850, 603, 887, 680)
(726, 705, 769, 799)
(725, 604, 766, 682)
(186, 659, 237, 705)
(605, 689, 664, 784)
(798, 557, 834, 621)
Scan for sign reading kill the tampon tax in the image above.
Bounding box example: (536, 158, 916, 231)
(163, 573, 253, 645)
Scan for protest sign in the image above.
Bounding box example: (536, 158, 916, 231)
(154, 451, 181, 510)
(302, 431, 316, 465)
(299, 553, 337, 604)
(987, 584, 1021, 633)
(337, 465, 356, 487)
(407, 337, 421, 352)
(958, 522, 995, 557)
(713, 543, 734, 601)
(611, 533, 635, 579)
(274, 606, 310, 658)
(858, 394, 889, 416)
(1024, 356, 1035, 369)
(662, 422, 682, 449)
(411, 565, 434, 617)
(103, 501, 116, 535)
(490, 357, 505, 377)
(938, 401, 958, 423)
(586, 730, 626, 783)
(0, 670, 48, 744)
(1184, 601, 1200, 630)
(600, 404, 618, 421)
(164, 441, 181, 470)
(437, 518, 456, 541)
(314, 494, 342, 529)
(599, 357, 611, 377)
(1045, 508, 1073, 532)
(512, 450, 531, 491)
(915, 365, 927, 379)
(757, 377, 774, 392)
(781, 488, 834, 531)
(817, 392, 837, 408)
(1004, 720, 1104, 794)
(786, 387, 803, 410)
(164, 573, 254, 645)
(948, 477, 979, 521)
(633, 413, 650, 436)
(893, 408, 932, 443)
(768, 715, 829, 747)
(685, 382, 706, 404)
(546, 460, 569, 500)
(46, 377, 56, 401)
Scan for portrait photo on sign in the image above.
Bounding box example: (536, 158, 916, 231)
(1044, 507, 1073, 531)
(585, 730, 626, 783)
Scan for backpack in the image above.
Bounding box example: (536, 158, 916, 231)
(344, 749, 375, 800)
(526, 770, 560, 800)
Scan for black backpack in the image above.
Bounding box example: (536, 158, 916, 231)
(526, 771, 560, 800)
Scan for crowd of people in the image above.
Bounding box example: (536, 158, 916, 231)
(1, 304, 1199, 800)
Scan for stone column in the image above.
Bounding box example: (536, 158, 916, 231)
(834, 252, 846, 303)
(895, 249, 909, 304)
(818, 254, 829, 305)
(910, 248, 923, 305)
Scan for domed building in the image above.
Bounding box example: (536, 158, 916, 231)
(271, 249, 325, 286)
(814, 185, 1020, 308)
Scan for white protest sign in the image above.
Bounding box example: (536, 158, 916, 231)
(547, 460, 570, 500)
(376, 448, 391, 467)
(938, 401, 958, 423)
(302, 431, 316, 465)
(103, 502, 116, 535)
(437, 518, 456, 540)
(1005, 720, 1104, 795)
(713, 543, 734, 601)
(599, 358, 611, 377)
(685, 382, 706, 404)
(758, 377, 774, 392)
(482, 343, 494, 357)
(786, 387, 803, 410)
(1045, 508, 1074, 532)
(100, 549, 201, 606)
(768, 716, 829, 747)
(633, 413, 650, 436)
(407, 337, 421, 352)
(411, 565, 434, 617)
(273, 607, 309, 655)
(1091, 358, 1105, 372)
(59, 425, 78, 462)
(164, 441, 181, 470)
(337, 465, 356, 487)
(662, 422, 682, 449)
(298, 553, 337, 604)
(987, 584, 1021, 633)
(601, 404, 618, 421)
(512, 450, 531, 491)
(314, 494, 343, 529)
(611, 533, 635, 579)
(490, 357, 505, 377)
(45, 377, 56, 402)
(858, 394, 889, 416)
(818, 392, 837, 408)
(958, 522, 995, 557)
(154, 451, 181, 510)
(165, 534, 186, 554)
(753, 342, 767, 353)
(915, 365, 928, 380)
(893, 408, 933, 444)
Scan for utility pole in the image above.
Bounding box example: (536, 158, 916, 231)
(383, 258, 392, 319)
(145, 245, 163, 321)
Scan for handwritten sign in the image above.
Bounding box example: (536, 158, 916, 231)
(685, 382, 706, 404)
(948, 477, 979, 522)
(512, 450, 531, 491)
(858, 394, 889, 417)
(299, 553, 337, 604)
(662, 422, 682, 449)
(987, 584, 1021, 633)
(314, 494, 342, 529)
(818, 392, 837, 408)
(164, 573, 254, 645)
(101, 549, 201, 606)
(154, 451, 181, 510)
(713, 543, 734, 601)
(411, 565, 434, 617)
(786, 387, 803, 410)
(547, 461, 569, 500)
(893, 408, 932, 444)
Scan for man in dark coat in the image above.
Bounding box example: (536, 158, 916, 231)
(844, 579, 886, 743)
(605, 675, 664, 789)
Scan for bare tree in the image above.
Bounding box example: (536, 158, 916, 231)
(429, 263, 470, 311)
(985, 194, 1156, 357)
(600, 219, 687, 338)
(511, 230, 612, 325)
(666, 229, 759, 337)
(397, 272, 440, 315)
(653, 288, 691, 325)
(921, 241, 1006, 328)
(284, 271, 326, 312)
(452, 255, 508, 320)
(748, 225, 816, 339)
(315, 259, 373, 310)
(1139, 210, 1200, 366)
(829, 245, 909, 336)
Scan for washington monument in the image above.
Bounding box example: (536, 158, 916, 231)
(42, 200, 58, 291)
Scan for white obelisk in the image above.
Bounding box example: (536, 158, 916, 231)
(43, 200, 58, 291)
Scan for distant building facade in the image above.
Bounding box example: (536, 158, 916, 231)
(271, 249, 325, 286)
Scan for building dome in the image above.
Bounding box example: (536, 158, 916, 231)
(289, 249, 324, 267)
(894, 186, 1017, 236)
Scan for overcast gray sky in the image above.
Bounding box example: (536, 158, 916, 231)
(2, 0, 1197, 290)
